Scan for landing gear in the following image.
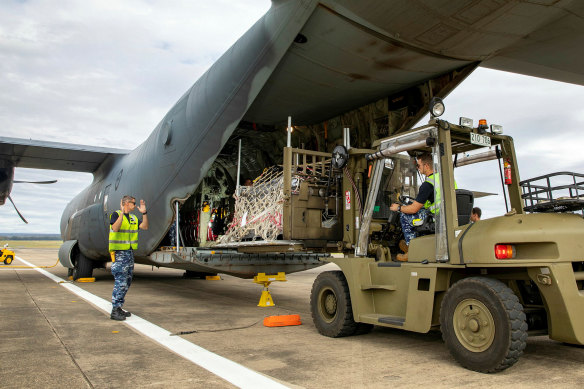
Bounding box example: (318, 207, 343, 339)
(440, 277, 527, 373)
(310, 271, 372, 337)
(72, 253, 94, 280)
(183, 270, 217, 279)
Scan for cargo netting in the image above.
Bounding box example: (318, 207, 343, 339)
(217, 166, 287, 243)
(217, 157, 332, 243)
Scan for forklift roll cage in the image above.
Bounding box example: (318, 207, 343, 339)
(359, 119, 522, 263)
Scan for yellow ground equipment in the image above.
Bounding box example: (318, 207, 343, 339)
(1, 244, 15, 265)
(253, 272, 286, 307)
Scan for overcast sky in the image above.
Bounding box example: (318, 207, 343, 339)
(2, 0, 584, 234)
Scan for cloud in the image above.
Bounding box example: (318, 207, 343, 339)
(0, 0, 272, 146)
(0, 0, 271, 233)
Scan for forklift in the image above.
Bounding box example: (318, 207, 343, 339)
(309, 98, 584, 373)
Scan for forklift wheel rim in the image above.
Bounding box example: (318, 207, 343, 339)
(318, 286, 337, 323)
(453, 298, 496, 352)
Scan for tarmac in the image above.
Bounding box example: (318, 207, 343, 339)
(1, 248, 583, 388)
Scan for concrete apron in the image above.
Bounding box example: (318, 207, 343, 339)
(1, 249, 583, 388)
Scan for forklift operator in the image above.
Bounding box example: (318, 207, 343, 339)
(390, 153, 436, 261)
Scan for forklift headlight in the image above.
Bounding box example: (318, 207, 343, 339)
(490, 124, 503, 134)
(429, 97, 445, 118)
(459, 117, 473, 128)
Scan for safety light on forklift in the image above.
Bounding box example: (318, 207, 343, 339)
(459, 117, 473, 128)
(495, 244, 516, 259)
(478, 119, 488, 134)
(490, 124, 503, 134)
(429, 97, 445, 118)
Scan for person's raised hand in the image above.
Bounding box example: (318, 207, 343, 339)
(137, 199, 147, 214)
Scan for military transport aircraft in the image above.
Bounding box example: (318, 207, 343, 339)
(1, 0, 584, 279)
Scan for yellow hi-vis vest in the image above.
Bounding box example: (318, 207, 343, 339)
(424, 173, 457, 214)
(109, 211, 139, 251)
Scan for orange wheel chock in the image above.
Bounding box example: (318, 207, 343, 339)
(263, 314, 302, 327)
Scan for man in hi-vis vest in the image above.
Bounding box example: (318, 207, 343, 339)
(390, 153, 437, 262)
(109, 195, 148, 321)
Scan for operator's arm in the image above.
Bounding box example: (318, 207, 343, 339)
(390, 181, 433, 215)
(392, 201, 424, 214)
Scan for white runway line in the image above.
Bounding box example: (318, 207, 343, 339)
(0, 256, 38, 270)
(16, 256, 290, 389)
(0, 268, 39, 270)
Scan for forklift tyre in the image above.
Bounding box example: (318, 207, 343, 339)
(311, 271, 365, 337)
(440, 277, 527, 373)
(4, 255, 13, 265)
(73, 253, 94, 280)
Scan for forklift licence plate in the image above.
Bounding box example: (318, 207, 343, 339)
(470, 133, 491, 147)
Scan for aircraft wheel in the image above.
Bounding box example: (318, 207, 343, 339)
(310, 271, 360, 337)
(440, 277, 527, 373)
(4, 255, 13, 265)
(73, 253, 93, 280)
(183, 271, 215, 279)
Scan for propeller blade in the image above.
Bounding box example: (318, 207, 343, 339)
(7, 195, 29, 224)
(13, 180, 58, 184)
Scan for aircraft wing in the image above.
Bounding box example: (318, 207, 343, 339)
(240, 0, 584, 127)
(325, 1, 584, 86)
(0, 136, 130, 173)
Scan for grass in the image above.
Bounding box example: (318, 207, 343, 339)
(1, 240, 62, 249)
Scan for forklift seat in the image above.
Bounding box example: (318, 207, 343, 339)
(455, 189, 474, 225)
(413, 189, 475, 235)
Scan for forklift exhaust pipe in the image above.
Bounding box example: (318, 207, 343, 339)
(343, 127, 351, 150)
(365, 137, 436, 161)
(454, 149, 498, 167)
(287, 116, 292, 148)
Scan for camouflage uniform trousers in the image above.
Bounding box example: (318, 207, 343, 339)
(400, 208, 429, 245)
(111, 249, 135, 309)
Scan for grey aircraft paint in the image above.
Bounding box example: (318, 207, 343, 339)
(1, 0, 584, 277)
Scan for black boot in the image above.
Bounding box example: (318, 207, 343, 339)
(121, 308, 132, 317)
(110, 307, 126, 321)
